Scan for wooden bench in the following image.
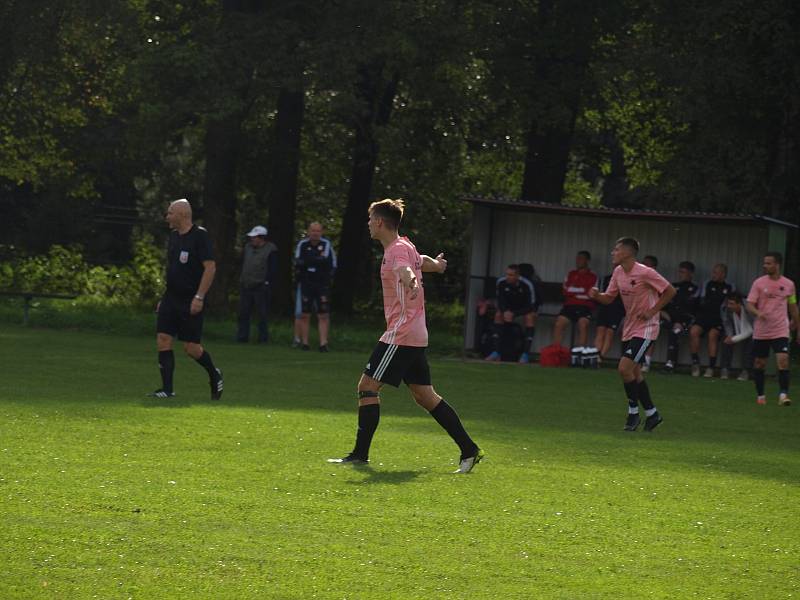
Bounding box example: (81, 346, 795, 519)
(0, 291, 78, 325)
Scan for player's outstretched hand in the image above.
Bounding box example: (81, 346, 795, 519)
(435, 253, 448, 273)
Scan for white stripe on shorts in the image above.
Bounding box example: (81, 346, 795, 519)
(373, 344, 399, 381)
(633, 339, 652, 364)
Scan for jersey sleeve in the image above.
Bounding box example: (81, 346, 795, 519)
(605, 270, 620, 298)
(390, 245, 414, 269)
(197, 229, 215, 262)
(746, 281, 760, 306)
(645, 267, 670, 294)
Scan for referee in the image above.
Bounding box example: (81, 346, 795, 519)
(148, 199, 223, 400)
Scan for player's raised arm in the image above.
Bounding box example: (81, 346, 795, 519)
(421, 253, 447, 273)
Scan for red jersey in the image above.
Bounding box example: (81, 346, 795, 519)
(563, 269, 598, 309)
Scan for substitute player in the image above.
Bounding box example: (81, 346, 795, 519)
(148, 199, 223, 400)
(485, 264, 538, 363)
(745, 252, 799, 406)
(328, 199, 483, 473)
(590, 237, 676, 431)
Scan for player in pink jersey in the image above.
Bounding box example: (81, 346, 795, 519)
(327, 199, 483, 474)
(590, 237, 676, 432)
(745, 252, 799, 406)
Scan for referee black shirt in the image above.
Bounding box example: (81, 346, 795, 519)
(166, 225, 215, 300)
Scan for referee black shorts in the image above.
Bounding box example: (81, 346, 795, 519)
(364, 341, 432, 387)
(157, 294, 204, 343)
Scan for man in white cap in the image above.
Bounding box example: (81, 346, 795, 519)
(236, 225, 278, 343)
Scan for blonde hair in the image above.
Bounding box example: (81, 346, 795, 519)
(368, 198, 405, 230)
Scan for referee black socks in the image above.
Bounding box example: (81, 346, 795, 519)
(195, 350, 218, 379)
(158, 350, 175, 393)
(429, 400, 477, 459)
(353, 403, 380, 460)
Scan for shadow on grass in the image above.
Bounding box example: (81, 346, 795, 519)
(345, 467, 423, 485)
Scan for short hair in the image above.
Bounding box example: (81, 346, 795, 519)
(714, 263, 728, 276)
(368, 198, 404, 230)
(577, 250, 591, 260)
(765, 251, 783, 265)
(679, 261, 695, 272)
(506, 264, 520, 274)
(728, 291, 743, 304)
(615, 237, 640, 254)
(644, 255, 658, 268)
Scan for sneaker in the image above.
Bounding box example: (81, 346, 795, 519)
(691, 364, 700, 377)
(756, 395, 766, 405)
(703, 367, 714, 378)
(624, 413, 641, 431)
(147, 389, 175, 398)
(518, 352, 530, 364)
(454, 447, 484, 474)
(327, 453, 369, 465)
(301, 344, 310, 351)
(210, 368, 223, 400)
(641, 363, 650, 373)
(484, 351, 501, 362)
(720, 368, 729, 380)
(319, 344, 329, 353)
(737, 371, 749, 382)
(644, 411, 663, 432)
(662, 362, 674, 375)
(291, 337, 301, 348)
(778, 393, 792, 406)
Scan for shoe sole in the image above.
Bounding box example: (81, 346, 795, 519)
(456, 449, 485, 474)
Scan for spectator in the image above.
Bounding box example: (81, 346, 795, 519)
(663, 261, 701, 373)
(236, 225, 277, 343)
(643, 255, 659, 269)
(592, 273, 625, 359)
(689, 263, 734, 377)
(295, 222, 337, 352)
(485, 264, 537, 363)
(720, 291, 753, 381)
(552, 250, 598, 350)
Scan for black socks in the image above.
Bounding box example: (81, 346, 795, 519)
(624, 381, 639, 413)
(708, 355, 717, 368)
(638, 380, 655, 411)
(524, 327, 535, 353)
(430, 400, 477, 459)
(353, 404, 380, 459)
(195, 350, 218, 379)
(778, 369, 790, 394)
(691, 353, 700, 365)
(158, 350, 174, 393)
(753, 368, 765, 396)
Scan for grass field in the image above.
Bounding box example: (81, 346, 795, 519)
(1, 325, 798, 599)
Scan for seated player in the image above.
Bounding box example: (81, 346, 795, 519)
(689, 263, 734, 377)
(720, 292, 753, 381)
(593, 272, 625, 360)
(552, 250, 598, 352)
(663, 261, 700, 373)
(485, 264, 537, 363)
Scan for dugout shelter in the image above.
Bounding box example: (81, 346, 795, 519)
(464, 195, 798, 364)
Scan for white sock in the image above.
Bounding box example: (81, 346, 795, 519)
(628, 406, 639, 415)
(645, 407, 657, 417)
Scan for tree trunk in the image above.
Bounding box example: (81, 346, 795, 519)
(266, 86, 305, 315)
(520, 114, 577, 203)
(203, 115, 240, 311)
(333, 64, 398, 314)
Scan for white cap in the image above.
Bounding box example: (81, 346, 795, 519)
(247, 225, 268, 237)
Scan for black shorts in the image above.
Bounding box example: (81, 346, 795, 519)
(560, 305, 593, 323)
(693, 314, 722, 333)
(301, 283, 330, 314)
(499, 305, 535, 318)
(666, 309, 694, 328)
(596, 305, 624, 330)
(157, 294, 204, 343)
(364, 342, 432, 387)
(620, 337, 654, 365)
(752, 338, 790, 358)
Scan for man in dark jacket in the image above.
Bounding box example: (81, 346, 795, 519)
(236, 225, 278, 343)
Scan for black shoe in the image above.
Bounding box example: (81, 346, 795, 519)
(319, 344, 329, 353)
(210, 368, 223, 400)
(624, 413, 641, 431)
(327, 453, 369, 465)
(147, 389, 175, 398)
(301, 344, 310, 351)
(644, 412, 663, 432)
(662, 364, 674, 374)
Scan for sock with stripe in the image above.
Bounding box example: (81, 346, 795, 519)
(158, 350, 174, 393)
(753, 369, 765, 396)
(429, 400, 478, 459)
(352, 403, 380, 460)
(624, 380, 639, 414)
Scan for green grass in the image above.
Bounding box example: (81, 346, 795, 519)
(1, 325, 798, 599)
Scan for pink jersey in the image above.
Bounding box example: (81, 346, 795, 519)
(606, 262, 671, 341)
(746, 275, 797, 340)
(379, 237, 428, 347)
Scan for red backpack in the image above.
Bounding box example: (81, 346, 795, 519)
(539, 344, 570, 367)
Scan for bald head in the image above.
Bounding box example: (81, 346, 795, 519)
(165, 198, 193, 231)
